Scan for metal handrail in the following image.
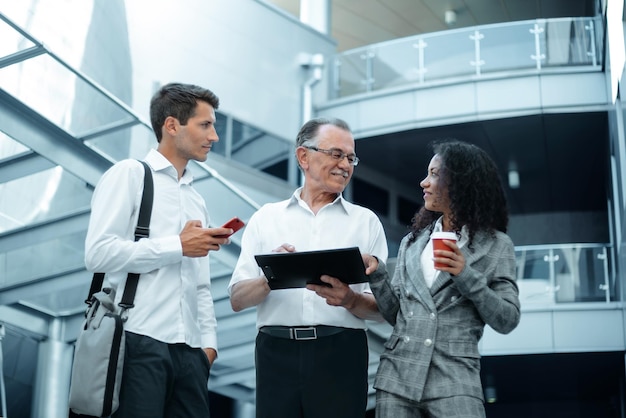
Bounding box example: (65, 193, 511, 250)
(332, 16, 603, 99)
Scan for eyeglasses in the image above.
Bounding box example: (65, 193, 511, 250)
(303, 146, 360, 166)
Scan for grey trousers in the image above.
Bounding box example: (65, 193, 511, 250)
(375, 390, 485, 418)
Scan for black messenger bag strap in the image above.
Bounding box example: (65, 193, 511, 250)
(84, 160, 154, 309)
(119, 161, 153, 309)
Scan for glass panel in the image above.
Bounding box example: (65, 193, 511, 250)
(0, 54, 130, 137)
(515, 244, 613, 306)
(232, 119, 264, 147)
(0, 131, 29, 158)
(516, 248, 554, 305)
(544, 19, 599, 67)
(0, 1, 94, 70)
(372, 41, 421, 90)
(336, 50, 370, 96)
(229, 119, 291, 178)
(553, 248, 573, 302)
(192, 176, 259, 228)
(421, 30, 475, 81)
(0, 166, 92, 234)
(0, 230, 85, 288)
(211, 112, 229, 157)
(20, 281, 86, 314)
(85, 124, 154, 162)
(237, 134, 290, 168)
(0, 16, 35, 58)
(209, 255, 236, 285)
(481, 22, 540, 73)
(545, 19, 574, 66)
(554, 246, 611, 302)
(333, 17, 603, 98)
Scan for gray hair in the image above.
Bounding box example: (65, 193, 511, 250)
(295, 117, 351, 148)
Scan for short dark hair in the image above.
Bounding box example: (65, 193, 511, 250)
(149, 82, 220, 142)
(295, 117, 351, 148)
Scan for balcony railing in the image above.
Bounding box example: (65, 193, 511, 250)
(515, 243, 614, 306)
(331, 17, 603, 99)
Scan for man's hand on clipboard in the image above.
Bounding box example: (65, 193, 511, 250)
(306, 274, 355, 308)
(273, 243, 296, 253)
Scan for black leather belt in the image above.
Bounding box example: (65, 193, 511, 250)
(259, 325, 345, 340)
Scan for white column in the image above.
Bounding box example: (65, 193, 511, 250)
(0, 323, 7, 418)
(31, 318, 74, 418)
(300, 0, 331, 35)
(297, 0, 331, 129)
(299, 53, 325, 125)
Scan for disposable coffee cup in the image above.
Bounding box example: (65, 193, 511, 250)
(431, 232, 457, 268)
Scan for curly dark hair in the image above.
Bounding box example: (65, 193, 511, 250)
(410, 139, 509, 246)
(149, 82, 220, 143)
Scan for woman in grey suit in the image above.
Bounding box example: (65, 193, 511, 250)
(367, 140, 521, 417)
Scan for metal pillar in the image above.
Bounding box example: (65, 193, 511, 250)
(0, 323, 7, 418)
(233, 399, 255, 418)
(291, 0, 331, 188)
(31, 318, 74, 418)
(300, 0, 330, 35)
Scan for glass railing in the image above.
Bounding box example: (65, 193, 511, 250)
(515, 243, 614, 306)
(331, 17, 603, 99)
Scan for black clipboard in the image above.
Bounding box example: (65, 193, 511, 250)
(254, 247, 367, 290)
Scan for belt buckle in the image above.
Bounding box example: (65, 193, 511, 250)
(292, 327, 317, 340)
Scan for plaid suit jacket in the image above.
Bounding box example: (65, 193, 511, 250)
(369, 227, 520, 402)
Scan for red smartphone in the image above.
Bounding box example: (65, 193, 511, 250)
(216, 217, 245, 238)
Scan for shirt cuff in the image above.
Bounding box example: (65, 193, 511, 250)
(202, 334, 218, 353)
(154, 235, 184, 265)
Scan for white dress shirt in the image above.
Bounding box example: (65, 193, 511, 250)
(84, 149, 217, 350)
(228, 187, 388, 330)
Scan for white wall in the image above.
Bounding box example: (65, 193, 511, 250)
(480, 305, 626, 355)
(1, 0, 338, 143)
(124, 0, 337, 142)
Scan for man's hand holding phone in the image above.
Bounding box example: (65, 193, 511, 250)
(215, 217, 245, 238)
(180, 217, 245, 257)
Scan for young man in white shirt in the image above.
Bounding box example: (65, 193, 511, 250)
(85, 82, 233, 417)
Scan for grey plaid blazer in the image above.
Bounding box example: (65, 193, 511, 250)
(369, 227, 520, 403)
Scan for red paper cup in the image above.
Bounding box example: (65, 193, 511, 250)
(432, 232, 457, 268)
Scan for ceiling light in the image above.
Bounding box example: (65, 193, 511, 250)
(484, 386, 497, 403)
(445, 10, 457, 26)
(508, 169, 520, 189)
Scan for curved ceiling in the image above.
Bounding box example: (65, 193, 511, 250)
(266, 0, 597, 51)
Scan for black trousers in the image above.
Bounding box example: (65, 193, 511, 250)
(255, 328, 368, 418)
(112, 332, 211, 418)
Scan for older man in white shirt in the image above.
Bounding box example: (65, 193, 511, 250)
(228, 117, 388, 418)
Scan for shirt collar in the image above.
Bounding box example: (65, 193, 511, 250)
(144, 149, 194, 184)
(433, 216, 469, 248)
(286, 187, 351, 215)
